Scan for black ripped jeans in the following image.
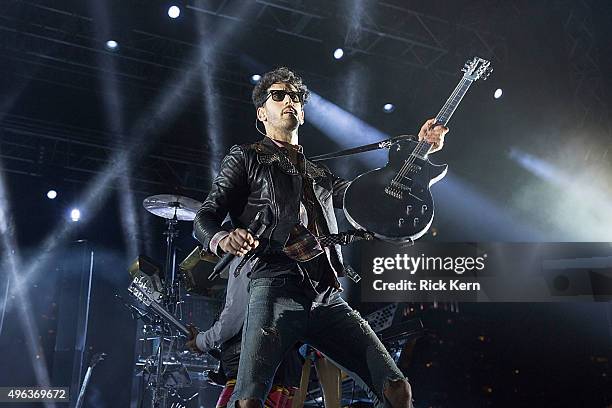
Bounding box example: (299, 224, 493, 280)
(228, 275, 407, 408)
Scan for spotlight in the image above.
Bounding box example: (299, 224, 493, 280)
(383, 103, 395, 113)
(105, 40, 118, 50)
(168, 5, 181, 19)
(70, 208, 81, 222)
(333, 48, 344, 60)
(494, 88, 503, 99)
(46, 190, 57, 200)
(250, 74, 261, 84)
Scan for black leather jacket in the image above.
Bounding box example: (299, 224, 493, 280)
(193, 137, 351, 277)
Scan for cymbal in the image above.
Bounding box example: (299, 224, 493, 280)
(143, 194, 202, 221)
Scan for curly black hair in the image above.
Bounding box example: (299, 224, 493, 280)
(251, 67, 310, 109)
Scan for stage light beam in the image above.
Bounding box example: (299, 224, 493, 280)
(0, 160, 55, 397)
(508, 147, 612, 240)
(304, 92, 547, 240)
(14, 0, 260, 294)
(192, 2, 257, 178)
(88, 0, 143, 261)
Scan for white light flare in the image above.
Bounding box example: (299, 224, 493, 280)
(168, 5, 181, 19)
(105, 40, 118, 50)
(70, 208, 81, 222)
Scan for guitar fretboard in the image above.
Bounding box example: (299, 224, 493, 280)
(411, 76, 475, 158)
(436, 77, 474, 126)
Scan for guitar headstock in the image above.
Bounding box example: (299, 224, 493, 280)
(462, 57, 493, 81)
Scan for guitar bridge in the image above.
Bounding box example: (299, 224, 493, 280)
(385, 180, 409, 200)
(384, 186, 402, 199)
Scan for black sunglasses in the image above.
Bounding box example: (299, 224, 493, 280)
(264, 89, 304, 104)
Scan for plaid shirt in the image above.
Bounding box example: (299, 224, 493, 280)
(283, 223, 325, 262)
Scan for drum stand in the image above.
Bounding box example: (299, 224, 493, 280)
(132, 194, 203, 408)
(151, 212, 184, 408)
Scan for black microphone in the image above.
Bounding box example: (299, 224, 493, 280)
(208, 210, 267, 281)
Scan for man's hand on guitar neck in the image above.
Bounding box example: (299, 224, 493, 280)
(186, 324, 203, 354)
(418, 118, 449, 153)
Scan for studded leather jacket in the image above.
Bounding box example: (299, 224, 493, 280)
(193, 136, 351, 277)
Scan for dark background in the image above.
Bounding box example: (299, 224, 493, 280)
(0, 0, 611, 407)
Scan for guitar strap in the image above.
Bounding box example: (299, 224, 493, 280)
(309, 134, 416, 162)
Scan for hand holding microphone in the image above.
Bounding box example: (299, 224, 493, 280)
(219, 228, 259, 256)
(208, 211, 267, 280)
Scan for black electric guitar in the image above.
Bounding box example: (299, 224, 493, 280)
(343, 57, 492, 243)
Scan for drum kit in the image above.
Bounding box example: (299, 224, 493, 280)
(128, 194, 221, 408)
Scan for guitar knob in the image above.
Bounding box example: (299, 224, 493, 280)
(406, 205, 412, 214)
(398, 218, 405, 227)
(421, 204, 428, 214)
(414, 218, 419, 227)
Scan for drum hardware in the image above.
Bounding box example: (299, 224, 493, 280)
(127, 194, 206, 408)
(142, 194, 202, 222)
(142, 194, 202, 311)
(128, 267, 218, 404)
(115, 293, 155, 324)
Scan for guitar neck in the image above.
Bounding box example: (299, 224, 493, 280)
(413, 76, 474, 157)
(149, 299, 191, 336)
(129, 280, 191, 336)
(435, 76, 474, 126)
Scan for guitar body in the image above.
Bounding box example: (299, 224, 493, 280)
(344, 139, 448, 243)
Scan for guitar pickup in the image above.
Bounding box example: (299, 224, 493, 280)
(408, 164, 422, 172)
